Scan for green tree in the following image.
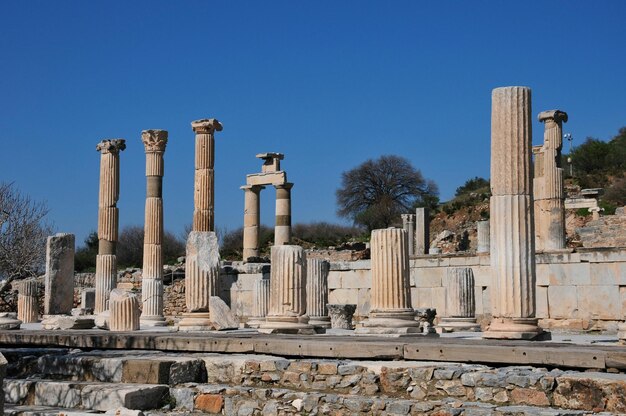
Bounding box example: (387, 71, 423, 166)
(75, 231, 98, 272)
(454, 177, 490, 198)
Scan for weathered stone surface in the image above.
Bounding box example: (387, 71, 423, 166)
(109, 289, 141, 331)
(209, 296, 239, 330)
(327, 304, 356, 329)
(306, 258, 330, 328)
(0, 312, 21, 330)
(185, 231, 220, 312)
(81, 384, 169, 411)
(17, 279, 39, 323)
(195, 393, 224, 413)
(41, 315, 94, 330)
(44, 233, 75, 315)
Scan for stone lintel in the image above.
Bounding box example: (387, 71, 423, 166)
(191, 118, 223, 134)
(246, 171, 287, 186)
(538, 109, 568, 124)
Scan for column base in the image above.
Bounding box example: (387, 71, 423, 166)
(246, 316, 266, 329)
(483, 317, 550, 340)
(140, 315, 168, 328)
(308, 316, 331, 329)
(437, 317, 481, 333)
(178, 312, 214, 331)
(259, 316, 315, 335)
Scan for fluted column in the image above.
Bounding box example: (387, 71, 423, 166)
(401, 214, 415, 256)
(274, 183, 293, 246)
(17, 280, 39, 323)
(439, 268, 480, 332)
(356, 228, 421, 334)
(109, 289, 141, 331)
(140, 129, 168, 327)
(259, 245, 313, 334)
(306, 258, 330, 328)
(415, 207, 429, 255)
(247, 277, 270, 328)
(241, 184, 264, 261)
(484, 86, 545, 340)
(534, 110, 568, 251)
(477, 220, 490, 254)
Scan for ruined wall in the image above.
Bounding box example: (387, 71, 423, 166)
(577, 206, 626, 248)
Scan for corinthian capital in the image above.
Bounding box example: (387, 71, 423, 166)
(96, 139, 126, 154)
(141, 130, 168, 152)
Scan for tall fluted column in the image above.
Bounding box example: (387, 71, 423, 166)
(274, 183, 293, 246)
(477, 220, 490, 254)
(140, 129, 168, 327)
(248, 277, 270, 328)
(306, 258, 330, 329)
(484, 86, 545, 340)
(241, 184, 264, 261)
(439, 268, 480, 332)
(95, 139, 126, 314)
(401, 214, 415, 255)
(534, 110, 568, 251)
(259, 245, 313, 334)
(415, 207, 429, 255)
(356, 228, 421, 335)
(17, 280, 39, 323)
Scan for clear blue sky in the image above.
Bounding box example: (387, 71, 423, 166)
(1, 2, 625, 245)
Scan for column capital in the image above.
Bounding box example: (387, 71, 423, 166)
(401, 213, 415, 223)
(275, 182, 293, 190)
(192, 118, 223, 134)
(538, 110, 568, 125)
(96, 139, 126, 154)
(240, 184, 266, 192)
(141, 130, 168, 152)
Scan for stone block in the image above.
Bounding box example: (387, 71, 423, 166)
(546, 263, 590, 286)
(547, 286, 578, 319)
(414, 288, 433, 309)
(4, 379, 33, 405)
(536, 286, 549, 319)
(122, 360, 172, 384)
(577, 285, 621, 320)
(44, 233, 75, 315)
(81, 289, 96, 309)
(34, 381, 81, 407)
(209, 296, 239, 330)
(328, 289, 357, 305)
(81, 384, 169, 411)
(170, 359, 206, 385)
(590, 263, 619, 285)
(327, 271, 342, 289)
(195, 393, 224, 413)
(621, 287, 626, 317)
(357, 288, 371, 316)
(481, 286, 492, 315)
(170, 387, 195, 411)
(342, 270, 371, 289)
(232, 273, 261, 291)
(472, 267, 491, 287)
(412, 268, 444, 288)
(432, 287, 446, 315)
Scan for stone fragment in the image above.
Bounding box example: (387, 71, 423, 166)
(109, 289, 141, 331)
(209, 296, 239, 330)
(327, 304, 356, 329)
(17, 279, 39, 323)
(44, 233, 75, 315)
(41, 315, 94, 330)
(0, 312, 22, 329)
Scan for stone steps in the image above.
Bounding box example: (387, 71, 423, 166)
(5, 404, 101, 416)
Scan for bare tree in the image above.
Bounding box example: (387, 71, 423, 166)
(0, 182, 53, 292)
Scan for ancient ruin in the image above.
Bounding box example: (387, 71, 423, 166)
(306, 258, 331, 329)
(438, 267, 480, 332)
(43, 233, 75, 315)
(16, 280, 38, 324)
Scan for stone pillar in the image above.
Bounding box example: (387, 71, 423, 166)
(140, 129, 168, 327)
(438, 268, 480, 332)
(415, 207, 429, 255)
(476, 220, 490, 254)
(534, 110, 568, 252)
(17, 280, 39, 323)
(241, 184, 264, 261)
(44, 233, 75, 315)
(274, 183, 293, 246)
(259, 245, 313, 334)
(109, 289, 141, 331)
(484, 86, 545, 340)
(306, 258, 330, 329)
(247, 277, 270, 328)
(95, 139, 126, 314)
(401, 214, 415, 255)
(356, 228, 421, 335)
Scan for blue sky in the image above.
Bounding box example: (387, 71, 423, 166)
(1, 2, 625, 245)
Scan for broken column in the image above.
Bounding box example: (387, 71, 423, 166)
(17, 279, 39, 323)
(274, 183, 293, 246)
(484, 86, 545, 340)
(248, 277, 270, 328)
(140, 129, 168, 327)
(415, 207, 429, 255)
(438, 268, 480, 332)
(259, 245, 313, 334)
(477, 220, 490, 254)
(534, 110, 568, 252)
(306, 258, 331, 329)
(109, 289, 141, 331)
(401, 214, 415, 255)
(95, 139, 126, 314)
(241, 184, 264, 261)
(44, 233, 75, 315)
(356, 228, 421, 335)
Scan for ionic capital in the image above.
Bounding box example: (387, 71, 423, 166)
(96, 139, 126, 154)
(192, 118, 223, 134)
(538, 110, 568, 125)
(141, 130, 168, 152)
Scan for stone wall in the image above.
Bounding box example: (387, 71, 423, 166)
(577, 207, 626, 248)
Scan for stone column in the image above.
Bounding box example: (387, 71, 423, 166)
(484, 86, 545, 340)
(415, 207, 430, 255)
(94, 139, 126, 314)
(44, 233, 75, 315)
(274, 183, 293, 246)
(140, 129, 168, 327)
(476, 220, 490, 254)
(247, 277, 270, 328)
(534, 110, 568, 252)
(109, 289, 141, 331)
(356, 228, 421, 335)
(438, 268, 480, 332)
(259, 245, 313, 334)
(401, 214, 415, 256)
(241, 184, 264, 261)
(306, 258, 331, 329)
(17, 280, 39, 323)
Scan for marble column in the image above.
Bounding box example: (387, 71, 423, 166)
(259, 245, 314, 334)
(95, 139, 126, 314)
(415, 207, 429, 255)
(247, 277, 270, 328)
(484, 86, 545, 340)
(274, 183, 293, 246)
(44, 233, 75, 315)
(109, 289, 141, 331)
(401, 214, 415, 256)
(477, 220, 490, 254)
(140, 129, 168, 327)
(17, 279, 39, 323)
(356, 228, 421, 335)
(306, 258, 331, 329)
(438, 268, 480, 332)
(241, 184, 264, 261)
(534, 110, 568, 252)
